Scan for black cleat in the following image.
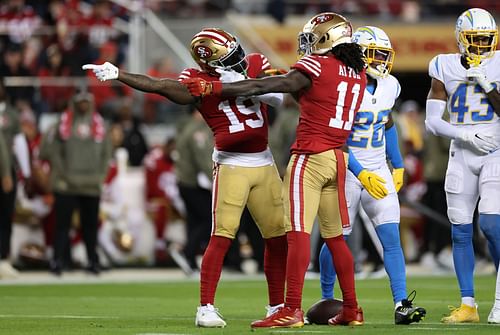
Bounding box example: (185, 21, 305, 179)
(395, 290, 426, 325)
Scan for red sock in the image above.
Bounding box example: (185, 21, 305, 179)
(324, 235, 357, 309)
(264, 235, 287, 306)
(284, 231, 310, 310)
(200, 235, 232, 305)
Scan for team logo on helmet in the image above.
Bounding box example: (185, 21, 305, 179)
(194, 45, 213, 59)
(313, 13, 333, 24)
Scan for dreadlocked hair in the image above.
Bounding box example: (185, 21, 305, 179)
(331, 43, 365, 74)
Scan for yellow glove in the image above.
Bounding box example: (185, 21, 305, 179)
(392, 168, 405, 193)
(358, 170, 388, 200)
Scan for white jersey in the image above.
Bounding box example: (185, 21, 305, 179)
(347, 74, 400, 169)
(428, 51, 500, 133)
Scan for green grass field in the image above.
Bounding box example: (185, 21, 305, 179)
(0, 275, 498, 334)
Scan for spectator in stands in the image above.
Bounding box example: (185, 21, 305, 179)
(0, 42, 34, 107)
(0, 77, 32, 279)
(40, 91, 112, 276)
(0, 0, 42, 45)
(144, 57, 179, 124)
(38, 44, 75, 114)
(113, 97, 148, 166)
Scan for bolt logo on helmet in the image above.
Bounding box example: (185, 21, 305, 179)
(298, 12, 353, 56)
(455, 8, 498, 63)
(190, 28, 247, 75)
(352, 26, 394, 78)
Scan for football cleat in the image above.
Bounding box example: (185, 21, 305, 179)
(251, 306, 304, 328)
(441, 304, 479, 323)
(488, 306, 500, 324)
(395, 290, 426, 325)
(328, 306, 364, 326)
(195, 304, 226, 328)
(266, 303, 285, 317)
(0, 260, 19, 279)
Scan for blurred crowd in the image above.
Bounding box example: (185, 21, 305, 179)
(0, 1, 494, 279)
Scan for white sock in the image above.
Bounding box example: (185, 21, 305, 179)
(395, 301, 403, 310)
(462, 297, 475, 307)
(494, 267, 500, 309)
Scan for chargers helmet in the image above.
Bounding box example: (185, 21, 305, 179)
(455, 8, 498, 63)
(298, 12, 353, 56)
(352, 26, 394, 78)
(190, 28, 247, 74)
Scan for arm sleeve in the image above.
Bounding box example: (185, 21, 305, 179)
(256, 92, 284, 108)
(425, 99, 460, 139)
(348, 149, 364, 177)
(385, 124, 404, 169)
(13, 133, 31, 178)
(291, 55, 321, 78)
(0, 132, 11, 177)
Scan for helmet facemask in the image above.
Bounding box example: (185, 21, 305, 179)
(364, 45, 394, 78)
(208, 43, 248, 74)
(459, 30, 498, 63)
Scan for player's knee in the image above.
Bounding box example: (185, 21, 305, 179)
(447, 207, 472, 225)
(375, 223, 400, 249)
(451, 223, 473, 245)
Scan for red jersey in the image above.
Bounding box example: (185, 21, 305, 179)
(291, 55, 366, 154)
(143, 147, 175, 200)
(178, 53, 271, 153)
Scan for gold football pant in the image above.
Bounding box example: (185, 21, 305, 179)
(212, 163, 286, 239)
(283, 149, 349, 238)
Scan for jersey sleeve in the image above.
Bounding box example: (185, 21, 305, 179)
(259, 54, 271, 71)
(428, 55, 444, 83)
(391, 75, 401, 100)
(177, 68, 197, 81)
(291, 55, 321, 78)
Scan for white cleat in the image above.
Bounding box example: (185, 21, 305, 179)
(195, 304, 226, 328)
(265, 303, 284, 317)
(488, 306, 500, 324)
(0, 260, 19, 279)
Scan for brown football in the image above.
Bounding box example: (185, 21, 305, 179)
(305, 298, 343, 325)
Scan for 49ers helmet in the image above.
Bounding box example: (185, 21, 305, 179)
(298, 12, 353, 56)
(455, 8, 498, 63)
(190, 28, 247, 74)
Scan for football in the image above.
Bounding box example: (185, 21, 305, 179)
(305, 298, 343, 325)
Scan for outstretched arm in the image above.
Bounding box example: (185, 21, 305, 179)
(183, 69, 311, 98)
(82, 62, 196, 105)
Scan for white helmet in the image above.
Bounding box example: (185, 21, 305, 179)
(352, 26, 394, 78)
(455, 8, 498, 63)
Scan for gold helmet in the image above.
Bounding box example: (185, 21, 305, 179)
(298, 12, 353, 56)
(190, 28, 247, 74)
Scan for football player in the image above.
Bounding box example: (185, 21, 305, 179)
(425, 8, 500, 323)
(83, 28, 288, 328)
(183, 12, 366, 328)
(317, 26, 426, 325)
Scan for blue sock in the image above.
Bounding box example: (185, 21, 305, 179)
(451, 224, 475, 298)
(479, 214, 500, 270)
(319, 242, 335, 299)
(375, 223, 407, 303)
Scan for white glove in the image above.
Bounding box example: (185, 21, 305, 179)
(458, 130, 497, 154)
(82, 62, 119, 81)
(215, 68, 245, 83)
(466, 65, 494, 93)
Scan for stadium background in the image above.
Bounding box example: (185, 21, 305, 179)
(0, 1, 499, 334)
